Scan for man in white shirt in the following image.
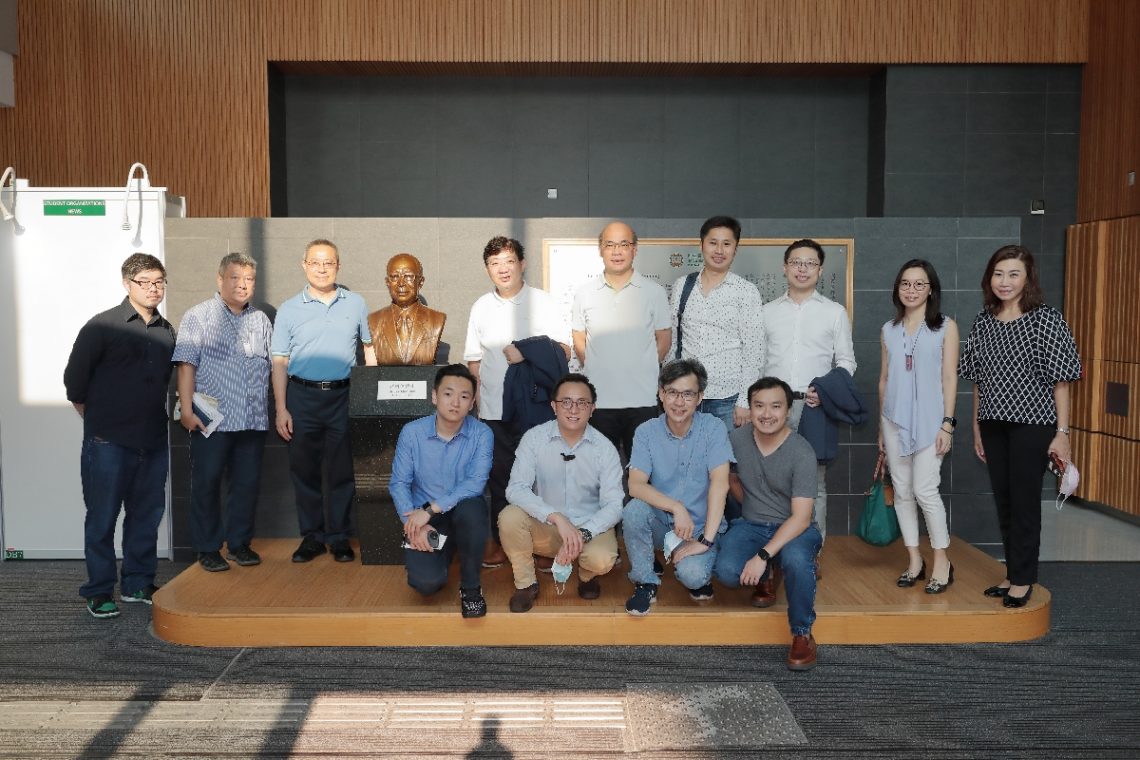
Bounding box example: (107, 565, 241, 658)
(761, 239, 856, 540)
(465, 236, 570, 568)
(571, 221, 672, 461)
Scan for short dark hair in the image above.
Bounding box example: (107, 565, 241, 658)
(982, 244, 1046, 314)
(891, 258, 946, 331)
(659, 358, 708, 393)
(553, 372, 597, 403)
(783, 238, 825, 265)
(482, 236, 525, 265)
(433, 363, 476, 393)
(121, 253, 165, 280)
(218, 252, 257, 277)
(747, 376, 794, 407)
(699, 216, 741, 242)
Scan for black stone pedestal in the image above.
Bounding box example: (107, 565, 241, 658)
(349, 365, 440, 565)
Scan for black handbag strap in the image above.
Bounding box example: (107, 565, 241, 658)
(674, 271, 700, 360)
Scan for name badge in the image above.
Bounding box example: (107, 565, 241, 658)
(376, 380, 427, 401)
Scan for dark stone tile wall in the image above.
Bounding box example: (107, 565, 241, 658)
(165, 215, 1026, 558)
(280, 75, 871, 220)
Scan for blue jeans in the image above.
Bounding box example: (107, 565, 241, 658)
(714, 518, 822, 636)
(79, 437, 168, 598)
(623, 499, 719, 590)
(404, 496, 488, 595)
(699, 395, 738, 432)
(189, 429, 266, 552)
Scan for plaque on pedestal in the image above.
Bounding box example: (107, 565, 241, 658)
(350, 365, 440, 564)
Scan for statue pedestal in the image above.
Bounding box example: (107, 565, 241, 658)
(349, 365, 439, 565)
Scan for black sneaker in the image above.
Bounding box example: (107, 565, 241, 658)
(460, 587, 487, 618)
(121, 584, 159, 605)
(226, 544, 262, 566)
(625, 583, 658, 616)
(653, 558, 664, 577)
(689, 583, 715, 601)
(197, 551, 230, 572)
(292, 537, 327, 563)
(86, 595, 120, 619)
(330, 540, 355, 563)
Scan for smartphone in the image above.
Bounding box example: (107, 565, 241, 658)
(401, 529, 448, 551)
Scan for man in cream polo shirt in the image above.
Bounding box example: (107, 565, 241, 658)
(571, 220, 672, 461)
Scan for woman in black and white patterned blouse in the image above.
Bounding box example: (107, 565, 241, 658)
(959, 245, 1081, 608)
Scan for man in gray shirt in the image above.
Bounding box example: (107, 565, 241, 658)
(714, 376, 823, 671)
(502, 373, 624, 612)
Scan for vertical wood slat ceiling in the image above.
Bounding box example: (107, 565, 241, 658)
(0, 0, 1089, 217)
(1077, 0, 1140, 222)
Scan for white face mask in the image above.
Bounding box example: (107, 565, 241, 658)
(1051, 458, 1080, 509)
(662, 530, 684, 563)
(551, 559, 573, 594)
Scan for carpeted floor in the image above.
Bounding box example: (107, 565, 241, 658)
(1, 559, 1138, 758)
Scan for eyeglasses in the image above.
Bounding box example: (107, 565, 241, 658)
(304, 260, 338, 270)
(601, 241, 635, 253)
(662, 389, 700, 402)
(130, 278, 167, 290)
(554, 398, 594, 411)
(899, 280, 930, 292)
(787, 259, 820, 270)
(386, 273, 420, 284)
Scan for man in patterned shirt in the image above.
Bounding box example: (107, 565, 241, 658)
(173, 252, 274, 572)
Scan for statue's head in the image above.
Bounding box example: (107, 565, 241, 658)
(386, 253, 425, 308)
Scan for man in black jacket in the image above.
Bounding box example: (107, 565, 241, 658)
(63, 253, 176, 619)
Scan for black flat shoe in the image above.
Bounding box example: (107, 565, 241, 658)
(983, 584, 1010, 598)
(897, 561, 926, 588)
(1003, 585, 1033, 608)
(925, 563, 954, 594)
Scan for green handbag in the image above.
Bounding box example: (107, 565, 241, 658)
(855, 452, 901, 546)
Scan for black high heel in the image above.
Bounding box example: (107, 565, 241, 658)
(925, 563, 954, 594)
(896, 561, 926, 588)
(983, 584, 1010, 598)
(1003, 585, 1033, 608)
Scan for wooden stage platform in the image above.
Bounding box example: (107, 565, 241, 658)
(152, 537, 1049, 647)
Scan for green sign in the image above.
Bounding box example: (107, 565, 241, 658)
(4, 549, 23, 560)
(43, 199, 106, 216)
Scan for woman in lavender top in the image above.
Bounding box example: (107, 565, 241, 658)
(878, 259, 959, 593)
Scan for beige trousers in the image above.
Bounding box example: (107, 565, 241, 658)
(498, 504, 619, 589)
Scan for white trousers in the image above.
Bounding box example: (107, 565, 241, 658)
(880, 416, 950, 550)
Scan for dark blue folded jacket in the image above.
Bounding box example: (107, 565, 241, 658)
(799, 367, 868, 464)
(501, 335, 570, 435)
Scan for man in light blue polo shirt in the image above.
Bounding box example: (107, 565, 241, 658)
(622, 359, 733, 615)
(173, 252, 273, 572)
(271, 239, 376, 564)
(390, 364, 493, 618)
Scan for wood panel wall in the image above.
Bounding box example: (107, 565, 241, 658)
(1077, 0, 1140, 223)
(1065, 217, 1140, 517)
(0, 0, 1088, 217)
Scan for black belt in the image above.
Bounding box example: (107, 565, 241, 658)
(289, 375, 350, 390)
(792, 391, 807, 400)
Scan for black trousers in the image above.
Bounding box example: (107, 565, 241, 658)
(485, 419, 522, 543)
(404, 496, 488, 594)
(284, 382, 354, 544)
(979, 420, 1055, 585)
(591, 405, 658, 462)
(188, 429, 266, 552)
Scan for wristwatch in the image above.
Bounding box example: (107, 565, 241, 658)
(419, 502, 434, 513)
(697, 535, 715, 548)
(757, 548, 772, 562)
(942, 416, 958, 428)
(578, 527, 593, 543)
(1057, 426, 1070, 435)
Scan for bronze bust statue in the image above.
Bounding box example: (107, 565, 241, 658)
(369, 253, 446, 365)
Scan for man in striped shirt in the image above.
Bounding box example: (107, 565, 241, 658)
(173, 252, 274, 572)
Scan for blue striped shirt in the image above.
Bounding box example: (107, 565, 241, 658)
(172, 294, 273, 431)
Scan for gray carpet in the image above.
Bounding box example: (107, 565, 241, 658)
(0, 559, 1138, 758)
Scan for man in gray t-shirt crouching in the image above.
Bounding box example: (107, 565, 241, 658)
(713, 376, 823, 671)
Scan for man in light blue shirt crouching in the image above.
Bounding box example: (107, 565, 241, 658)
(623, 359, 733, 615)
(390, 364, 493, 618)
(501, 373, 624, 612)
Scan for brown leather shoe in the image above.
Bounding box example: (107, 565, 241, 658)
(482, 540, 507, 569)
(787, 634, 817, 671)
(534, 555, 554, 573)
(578, 577, 601, 600)
(751, 565, 783, 608)
(509, 583, 540, 613)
